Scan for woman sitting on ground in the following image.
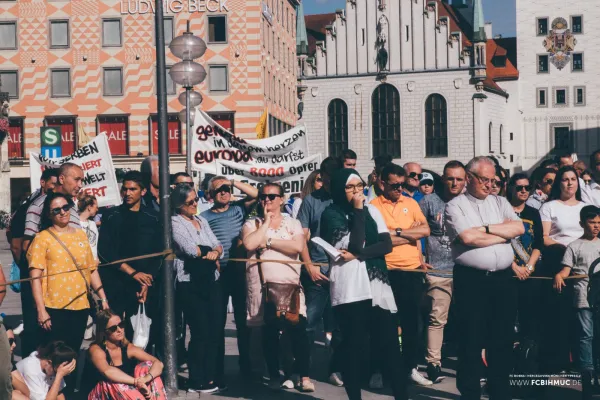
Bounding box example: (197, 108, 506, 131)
(88, 309, 167, 400)
(12, 341, 77, 400)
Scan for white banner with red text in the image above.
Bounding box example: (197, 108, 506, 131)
(29, 134, 122, 207)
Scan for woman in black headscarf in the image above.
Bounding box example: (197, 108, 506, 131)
(320, 168, 407, 400)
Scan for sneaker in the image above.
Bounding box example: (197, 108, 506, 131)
(297, 379, 315, 393)
(281, 379, 295, 390)
(426, 363, 445, 383)
(409, 368, 433, 386)
(369, 373, 384, 389)
(329, 372, 344, 387)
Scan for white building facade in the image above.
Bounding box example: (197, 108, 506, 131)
(517, 0, 600, 170)
(297, 0, 520, 177)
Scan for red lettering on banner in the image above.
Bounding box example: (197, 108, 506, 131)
(249, 167, 285, 178)
(81, 159, 102, 171)
(81, 186, 107, 197)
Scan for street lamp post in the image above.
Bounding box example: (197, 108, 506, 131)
(169, 23, 207, 176)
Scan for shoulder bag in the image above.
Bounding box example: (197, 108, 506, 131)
(47, 229, 101, 316)
(254, 219, 302, 326)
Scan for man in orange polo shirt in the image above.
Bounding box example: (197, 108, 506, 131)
(370, 163, 431, 386)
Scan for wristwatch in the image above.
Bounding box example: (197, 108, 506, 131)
(266, 237, 272, 250)
(526, 264, 534, 273)
(484, 225, 490, 234)
(395, 228, 403, 237)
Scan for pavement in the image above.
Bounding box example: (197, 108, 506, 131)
(0, 231, 586, 399)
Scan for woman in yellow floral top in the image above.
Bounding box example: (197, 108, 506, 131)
(27, 192, 109, 359)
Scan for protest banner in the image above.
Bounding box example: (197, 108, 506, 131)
(190, 109, 318, 194)
(29, 133, 122, 207)
(215, 154, 322, 195)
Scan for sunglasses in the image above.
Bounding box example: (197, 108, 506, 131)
(213, 185, 231, 194)
(420, 180, 434, 187)
(185, 197, 200, 206)
(344, 183, 365, 192)
(316, 177, 323, 183)
(385, 182, 404, 191)
(584, 179, 592, 185)
(492, 180, 503, 188)
(106, 321, 126, 334)
(50, 204, 71, 216)
(516, 185, 531, 192)
(543, 179, 554, 186)
(259, 193, 282, 201)
(408, 172, 424, 180)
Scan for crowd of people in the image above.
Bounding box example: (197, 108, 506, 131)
(0, 148, 599, 400)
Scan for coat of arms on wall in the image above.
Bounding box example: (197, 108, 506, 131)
(543, 17, 577, 70)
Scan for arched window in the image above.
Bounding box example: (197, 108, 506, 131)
(425, 94, 448, 157)
(488, 122, 493, 153)
(328, 99, 349, 157)
(499, 125, 504, 154)
(372, 84, 401, 158)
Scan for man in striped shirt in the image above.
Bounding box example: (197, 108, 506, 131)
(201, 176, 258, 384)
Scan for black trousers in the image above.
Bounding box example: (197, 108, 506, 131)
(334, 300, 408, 400)
(40, 307, 89, 395)
(454, 266, 518, 400)
(179, 280, 223, 387)
(388, 269, 426, 372)
(262, 316, 310, 379)
(216, 263, 250, 381)
(19, 280, 38, 357)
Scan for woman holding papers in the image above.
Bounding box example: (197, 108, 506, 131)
(320, 168, 407, 400)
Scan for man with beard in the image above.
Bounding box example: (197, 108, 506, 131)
(98, 171, 162, 348)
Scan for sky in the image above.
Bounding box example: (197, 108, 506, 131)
(303, 0, 517, 37)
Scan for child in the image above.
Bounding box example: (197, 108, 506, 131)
(554, 205, 600, 400)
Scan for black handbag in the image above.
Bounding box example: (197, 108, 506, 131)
(184, 245, 218, 293)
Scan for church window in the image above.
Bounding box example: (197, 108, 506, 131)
(488, 122, 493, 153)
(499, 125, 504, 154)
(372, 84, 401, 158)
(328, 99, 349, 157)
(425, 94, 448, 157)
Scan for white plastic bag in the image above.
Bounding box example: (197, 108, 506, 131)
(130, 303, 152, 349)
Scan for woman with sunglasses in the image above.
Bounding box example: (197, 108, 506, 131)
(88, 310, 166, 399)
(527, 167, 556, 210)
(291, 170, 323, 219)
(242, 183, 315, 392)
(170, 184, 224, 394)
(13, 340, 77, 400)
(26, 193, 108, 368)
(506, 173, 543, 341)
(321, 168, 407, 400)
(539, 166, 586, 373)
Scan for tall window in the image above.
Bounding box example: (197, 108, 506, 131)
(499, 125, 504, 153)
(571, 16, 583, 34)
(103, 67, 123, 96)
(538, 55, 549, 73)
(50, 69, 71, 98)
(208, 16, 227, 43)
(209, 65, 228, 92)
(372, 84, 401, 158)
(425, 94, 448, 157)
(0, 71, 18, 98)
(328, 99, 348, 157)
(0, 21, 17, 50)
(50, 20, 69, 48)
(537, 18, 548, 35)
(488, 122, 493, 153)
(102, 19, 122, 47)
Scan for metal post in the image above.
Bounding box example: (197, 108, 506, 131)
(185, 87, 191, 176)
(155, 0, 178, 394)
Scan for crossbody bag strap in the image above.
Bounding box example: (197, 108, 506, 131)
(254, 218, 266, 287)
(47, 229, 97, 297)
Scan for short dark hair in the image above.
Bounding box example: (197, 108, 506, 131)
(122, 171, 145, 190)
(531, 167, 557, 189)
(37, 341, 77, 369)
(540, 159, 559, 169)
(373, 155, 392, 169)
(506, 172, 530, 203)
(555, 152, 573, 163)
(581, 205, 600, 223)
(320, 157, 343, 178)
(171, 172, 192, 185)
(40, 192, 74, 231)
(41, 168, 59, 182)
(262, 182, 284, 196)
(443, 160, 465, 176)
(380, 163, 406, 183)
(341, 149, 357, 161)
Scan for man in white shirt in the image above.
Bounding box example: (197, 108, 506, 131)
(581, 150, 600, 207)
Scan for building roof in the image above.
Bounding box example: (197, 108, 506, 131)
(483, 37, 519, 96)
(305, 13, 336, 56)
(296, 2, 309, 55)
(472, 0, 486, 42)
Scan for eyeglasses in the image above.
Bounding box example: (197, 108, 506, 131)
(106, 321, 126, 334)
(344, 183, 365, 192)
(385, 182, 404, 191)
(259, 193, 282, 201)
(543, 179, 554, 186)
(316, 177, 323, 183)
(408, 172, 424, 180)
(50, 204, 71, 216)
(516, 185, 531, 192)
(212, 185, 231, 194)
(469, 171, 494, 186)
(185, 197, 200, 206)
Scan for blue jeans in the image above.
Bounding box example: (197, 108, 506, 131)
(576, 308, 594, 371)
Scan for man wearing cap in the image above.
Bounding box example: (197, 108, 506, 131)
(403, 162, 425, 202)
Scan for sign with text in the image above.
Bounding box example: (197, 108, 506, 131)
(45, 117, 77, 155)
(7, 119, 24, 159)
(151, 117, 181, 154)
(120, 0, 229, 14)
(29, 134, 122, 207)
(191, 109, 316, 194)
(99, 116, 128, 155)
(41, 126, 62, 158)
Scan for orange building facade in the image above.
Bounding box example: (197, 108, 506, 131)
(0, 0, 298, 201)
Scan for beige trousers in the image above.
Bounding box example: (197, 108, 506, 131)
(425, 275, 453, 366)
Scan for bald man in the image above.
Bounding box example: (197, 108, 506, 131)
(403, 162, 425, 203)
